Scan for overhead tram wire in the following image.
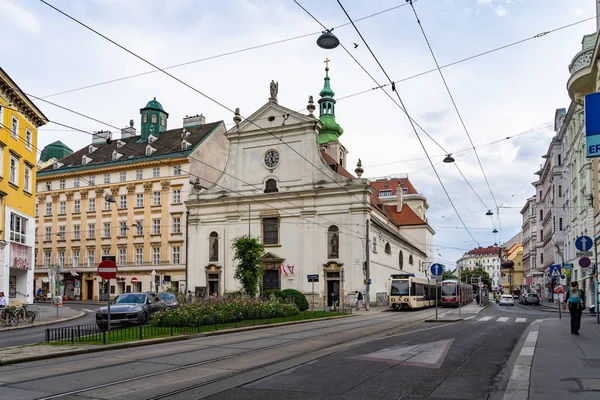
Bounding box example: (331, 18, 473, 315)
(304, 0, 479, 245)
(7, 86, 367, 244)
(41, 1, 417, 99)
(407, 0, 499, 214)
(335, 15, 599, 102)
(39, 0, 386, 220)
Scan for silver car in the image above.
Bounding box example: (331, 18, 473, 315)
(96, 292, 165, 328)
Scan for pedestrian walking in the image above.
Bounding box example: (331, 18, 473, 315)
(563, 282, 585, 335)
(355, 291, 363, 310)
(186, 290, 193, 304)
(330, 292, 338, 311)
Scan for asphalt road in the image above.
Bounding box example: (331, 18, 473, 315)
(0, 303, 97, 348)
(0, 302, 558, 400)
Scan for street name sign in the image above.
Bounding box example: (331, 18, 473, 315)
(576, 251, 593, 257)
(579, 257, 591, 268)
(575, 236, 593, 252)
(307, 274, 319, 282)
(98, 259, 118, 280)
(430, 263, 443, 276)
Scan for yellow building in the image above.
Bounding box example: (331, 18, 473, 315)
(501, 243, 524, 295)
(0, 67, 48, 303)
(34, 99, 228, 301)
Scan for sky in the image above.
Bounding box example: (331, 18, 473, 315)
(0, 0, 597, 267)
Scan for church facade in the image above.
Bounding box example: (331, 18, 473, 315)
(185, 65, 434, 306)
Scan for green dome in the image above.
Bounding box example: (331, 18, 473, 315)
(319, 69, 335, 98)
(318, 114, 344, 145)
(140, 97, 169, 117)
(40, 140, 73, 162)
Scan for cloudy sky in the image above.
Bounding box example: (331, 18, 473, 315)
(1, 0, 596, 267)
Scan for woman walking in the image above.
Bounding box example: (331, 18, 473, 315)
(564, 282, 585, 335)
(355, 291, 363, 310)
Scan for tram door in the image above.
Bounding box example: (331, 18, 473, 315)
(327, 279, 340, 306)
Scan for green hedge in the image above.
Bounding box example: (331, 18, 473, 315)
(152, 298, 299, 327)
(279, 289, 310, 311)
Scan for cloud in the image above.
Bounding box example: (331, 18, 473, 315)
(0, 0, 41, 34)
(494, 5, 508, 17)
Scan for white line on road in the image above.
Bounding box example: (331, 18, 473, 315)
(479, 316, 492, 322)
(497, 317, 509, 322)
(82, 309, 96, 313)
(515, 318, 526, 323)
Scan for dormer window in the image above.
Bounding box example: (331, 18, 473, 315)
(181, 140, 190, 150)
(52, 160, 63, 169)
(112, 151, 123, 161)
(185, 130, 191, 138)
(82, 155, 92, 165)
(148, 134, 158, 144)
(88, 145, 97, 154)
(379, 190, 392, 197)
(146, 145, 156, 156)
(117, 140, 125, 148)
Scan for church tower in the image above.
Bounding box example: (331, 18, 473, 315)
(318, 59, 348, 167)
(140, 97, 169, 141)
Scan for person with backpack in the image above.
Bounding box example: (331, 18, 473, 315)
(563, 281, 585, 335)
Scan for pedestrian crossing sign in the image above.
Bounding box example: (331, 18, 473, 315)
(549, 264, 561, 278)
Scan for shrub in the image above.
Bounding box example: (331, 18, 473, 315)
(263, 289, 281, 301)
(152, 298, 299, 327)
(279, 289, 309, 311)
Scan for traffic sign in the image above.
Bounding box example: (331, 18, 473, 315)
(98, 259, 118, 280)
(576, 251, 593, 257)
(579, 257, 591, 268)
(575, 236, 593, 252)
(563, 263, 573, 270)
(559, 274, 567, 285)
(307, 274, 319, 282)
(549, 264, 561, 278)
(131, 277, 138, 284)
(430, 263, 443, 276)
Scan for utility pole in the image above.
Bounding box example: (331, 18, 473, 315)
(248, 204, 251, 236)
(365, 218, 370, 311)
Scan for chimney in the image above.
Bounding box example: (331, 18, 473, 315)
(92, 130, 112, 144)
(121, 119, 136, 139)
(396, 185, 403, 212)
(183, 114, 206, 128)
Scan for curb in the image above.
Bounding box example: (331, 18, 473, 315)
(424, 318, 463, 322)
(0, 311, 85, 332)
(0, 313, 355, 366)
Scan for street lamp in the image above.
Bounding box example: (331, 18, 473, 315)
(443, 154, 455, 163)
(105, 195, 116, 203)
(486, 210, 493, 216)
(317, 29, 340, 49)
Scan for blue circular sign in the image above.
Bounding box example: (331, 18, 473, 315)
(575, 236, 593, 252)
(430, 263, 443, 276)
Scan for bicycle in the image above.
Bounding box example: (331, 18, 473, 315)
(0, 306, 19, 326)
(13, 304, 36, 324)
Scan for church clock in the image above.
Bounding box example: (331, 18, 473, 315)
(264, 150, 280, 168)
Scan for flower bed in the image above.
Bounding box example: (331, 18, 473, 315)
(152, 298, 299, 327)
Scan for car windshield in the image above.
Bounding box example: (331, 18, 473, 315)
(159, 293, 175, 301)
(528, 294, 539, 298)
(114, 294, 146, 304)
(390, 280, 409, 296)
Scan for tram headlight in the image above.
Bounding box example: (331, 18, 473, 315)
(404, 298, 409, 302)
(391, 298, 396, 302)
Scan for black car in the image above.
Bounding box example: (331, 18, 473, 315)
(523, 293, 540, 305)
(96, 292, 165, 329)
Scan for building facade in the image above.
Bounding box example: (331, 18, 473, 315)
(456, 245, 502, 288)
(185, 67, 434, 306)
(520, 195, 540, 293)
(34, 99, 227, 301)
(0, 67, 48, 303)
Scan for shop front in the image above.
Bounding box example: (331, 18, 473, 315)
(8, 242, 33, 303)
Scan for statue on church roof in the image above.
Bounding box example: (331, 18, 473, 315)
(269, 80, 279, 103)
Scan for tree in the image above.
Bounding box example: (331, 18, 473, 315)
(459, 267, 492, 289)
(232, 235, 265, 297)
(441, 269, 455, 281)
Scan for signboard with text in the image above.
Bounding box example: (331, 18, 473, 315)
(10, 242, 32, 270)
(586, 93, 600, 157)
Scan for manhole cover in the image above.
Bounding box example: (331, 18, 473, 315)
(581, 359, 600, 368)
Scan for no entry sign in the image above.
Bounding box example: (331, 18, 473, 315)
(97, 259, 118, 280)
(131, 277, 138, 284)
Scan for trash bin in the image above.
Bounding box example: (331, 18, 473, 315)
(53, 296, 63, 307)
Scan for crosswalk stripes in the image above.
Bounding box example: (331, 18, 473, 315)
(515, 318, 527, 323)
(475, 317, 529, 323)
(479, 316, 492, 321)
(497, 317, 509, 322)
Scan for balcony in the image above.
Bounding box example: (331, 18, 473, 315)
(567, 33, 598, 103)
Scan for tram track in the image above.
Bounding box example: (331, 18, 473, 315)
(22, 307, 453, 400)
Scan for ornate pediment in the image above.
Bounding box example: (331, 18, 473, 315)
(261, 252, 284, 263)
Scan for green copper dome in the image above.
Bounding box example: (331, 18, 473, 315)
(140, 97, 168, 116)
(40, 140, 73, 162)
(140, 97, 169, 141)
(318, 67, 343, 144)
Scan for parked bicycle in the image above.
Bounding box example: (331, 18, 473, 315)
(13, 304, 36, 324)
(0, 306, 19, 326)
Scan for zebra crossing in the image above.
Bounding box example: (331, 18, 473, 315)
(474, 316, 529, 323)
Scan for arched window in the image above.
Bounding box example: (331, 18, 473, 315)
(264, 178, 278, 193)
(409, 255, 414, 265)
(328, 225, 339, 258)
(209, 231, 219, 262)
(399, 251, 404, 270)
(385, 243, 391, 255)
(143, 114, 148, 123)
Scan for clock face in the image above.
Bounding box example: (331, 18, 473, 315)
(264, 150, 280, 168)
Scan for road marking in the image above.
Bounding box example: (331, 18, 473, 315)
(82, 309, 96, 313)
(497, 317, 509, 322)
(479, 316, 492, 322)
(515, 318, 526, 323)
(351, 338, 454, 368)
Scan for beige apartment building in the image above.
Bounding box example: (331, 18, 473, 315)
(34, 99, 227, 301)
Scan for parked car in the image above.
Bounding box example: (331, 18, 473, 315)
(158, 292, 180, 308)
(96, 292, 165, 329)
(499, 294, 515, 306)
(523, 293, 540, 305)
(519, 293, 528, 304)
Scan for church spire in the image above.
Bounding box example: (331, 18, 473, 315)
(318, 59, 343, 145)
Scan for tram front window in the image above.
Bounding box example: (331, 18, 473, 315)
(391, 280, 409, 296)
(441, 283, 457, 296)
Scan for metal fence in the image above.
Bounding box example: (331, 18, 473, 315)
(45, 309, 351, 345)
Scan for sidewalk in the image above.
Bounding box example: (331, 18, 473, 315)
(503, 313, 600, 399)
(0, 305, 84, 332)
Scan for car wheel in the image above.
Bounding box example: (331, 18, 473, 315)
(512, 304, 514, 306)
(140, 312, 148, 324)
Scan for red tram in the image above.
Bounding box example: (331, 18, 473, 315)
(440, 279, 473, 307)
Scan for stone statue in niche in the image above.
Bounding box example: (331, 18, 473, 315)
(329, 232, 339, 258)
(269, 80, 279, 103)
(209, 236, 219, 261)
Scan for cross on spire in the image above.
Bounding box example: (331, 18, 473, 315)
(324, 57, 330, 70)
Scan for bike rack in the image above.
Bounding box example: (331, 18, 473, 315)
(27, 305, 42, 323)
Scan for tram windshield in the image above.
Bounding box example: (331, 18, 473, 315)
(390, 279, 409, 296)
(441, 282, 457, 296)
